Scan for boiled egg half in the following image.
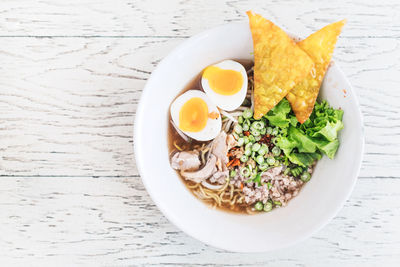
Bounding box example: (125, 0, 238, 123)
(170, 90, 221, 141)
(201, 60, 248, 111)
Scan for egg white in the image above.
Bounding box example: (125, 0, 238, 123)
(170, 90, 221, 141)
(201, 60, 248, 111)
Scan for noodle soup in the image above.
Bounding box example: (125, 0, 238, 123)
(168, 60, 321, 214)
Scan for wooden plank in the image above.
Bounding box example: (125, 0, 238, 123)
(0, 37, 176, 176)
(0, 37, 399, 177)
(0, 0, 398, 38)
(0, 177, 398, 265)
(0, 0, 398, 264)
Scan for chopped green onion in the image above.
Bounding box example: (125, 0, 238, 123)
(291, 166, 303, 177)
(247, 164, 253, 172)
(237, 137, 245, 146)
(242, 123, 250, 131)
(240, 167, 251, 177)
(243, 136, 249, 144)
(273, 160, 280, 167)
(272, 127, 279, 136)
(266, 182, 272, 189)
(234, 124, 243, 134)
(240, 155, 249, 162)
(248, 135, 255, 143)
(283, 156, 289, 166)
(260, 128, 267, 135)
(242, 109, 253, 119)
(272, 146, 281, 156)
(251, 143, 261, 152)
(256, 155, 264, 165)
(259, 163, 269, 171)
(251, 128, 261, 137)
(255, 135, 261, 141)
(245, 142, 253, 150)
(254, 201, 264, 211)
(230, 170, 237, 177)
(266, 157, 275, 165)
(252, 121, 265, 130)
(262, 144, 269, 151)
(258, 146, 267, 156)
(266, 127, 273, 135)
(284, 168, 291, 175)
(244, 148, 252, 156)
(273, 201, 282, 206)
(300, 171, 311, 182)
(264, 201, 273, 212)
(238, 116, 244, 124)
(252, 172, 262, 187)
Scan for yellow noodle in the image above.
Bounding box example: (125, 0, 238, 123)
(200, 147, 210, 164)
(199, 186, 221, 205)
(197, 187, 213, 199)
(187, 182, 200, 189)
(220, 192, 231, 203)
(173, 141, 184, 151)
(217, 180, 230, 193)
(210, 192, 222, 206)
(187, 177, 248, 211)
(205, 189, 222, 206)
(208, 193, 221, 206)
(230, 184, 234, 199)
(230, 194, 239, 206)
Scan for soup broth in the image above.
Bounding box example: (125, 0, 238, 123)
(168, 59, 255, 213)
(168, 59, 311, 214)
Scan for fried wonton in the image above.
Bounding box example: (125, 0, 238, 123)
(247, 11, 314, 119)
(287, 20, 346, 123)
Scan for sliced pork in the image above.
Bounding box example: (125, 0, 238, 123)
(180, 154, 217, 183)
(171, 151, 201, 171)
(210, 131, 228, 169)
(172, 131, 231, 184)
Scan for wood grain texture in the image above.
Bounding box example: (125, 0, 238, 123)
(0, 37, 180, 176)
(0, 177, 399, 266)
(0, 0, 399, 265)
(0, 36, 399, 177)
(0, 0, 399, 38)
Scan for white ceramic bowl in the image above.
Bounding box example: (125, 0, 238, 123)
(134, 22, 364, 252)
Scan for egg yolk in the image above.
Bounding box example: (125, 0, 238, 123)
(179, 97, 209, 132)
(203, 66, 243, 95)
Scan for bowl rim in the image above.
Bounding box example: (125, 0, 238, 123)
(134, 21, 365, 252)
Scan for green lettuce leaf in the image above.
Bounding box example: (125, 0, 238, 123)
(276, 136, 297, 155)
(310, 138, 340, 159)
(289, 115, 298, 127)
(288, 126, 317, 153)
(287, 152, 322, 167)
(266, 99, 344, 166)
(262, 98, 343, 166)
(264, 99, 291, 128)
(309, 120, 343, 142)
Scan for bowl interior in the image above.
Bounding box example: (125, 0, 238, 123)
(134, 22, 364, 252)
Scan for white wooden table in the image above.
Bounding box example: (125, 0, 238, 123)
(0, 0, 399, 265)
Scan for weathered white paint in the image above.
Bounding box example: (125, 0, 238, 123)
(0, 0, 399, 265)
(0, 178, 399, 266)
